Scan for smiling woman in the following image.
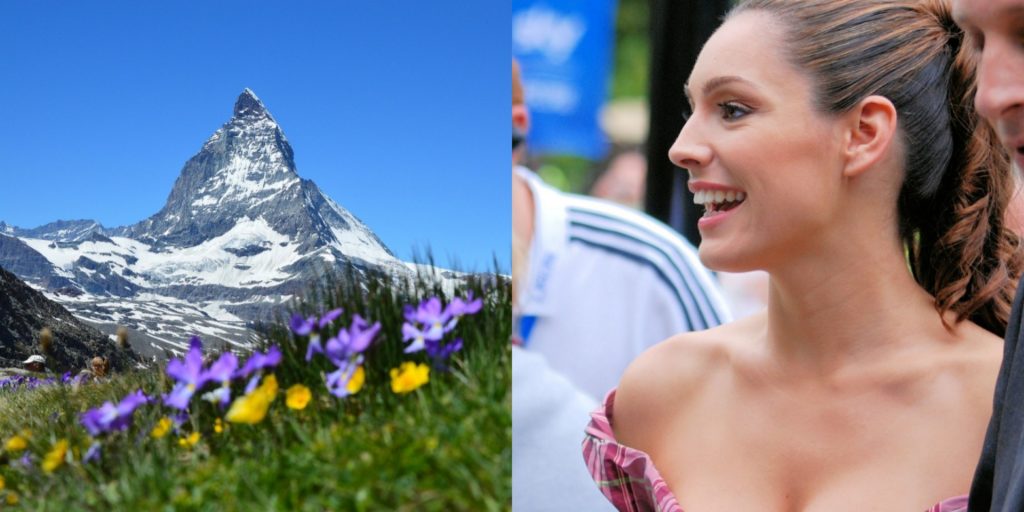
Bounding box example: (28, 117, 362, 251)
(584, 1, 1024, 511)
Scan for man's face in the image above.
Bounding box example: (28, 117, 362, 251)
(954, 0, 1024, 170)
(512, 103, 529, 165)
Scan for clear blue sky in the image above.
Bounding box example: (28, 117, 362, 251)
(0, 1, 509, 273)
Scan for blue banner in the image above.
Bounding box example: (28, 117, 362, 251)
(512, 0, 617, 160)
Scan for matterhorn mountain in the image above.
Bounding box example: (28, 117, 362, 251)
(119, 89, 395, 263)
(0, 89, 431, 358)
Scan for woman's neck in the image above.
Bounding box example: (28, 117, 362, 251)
(759, 238, 951, 378)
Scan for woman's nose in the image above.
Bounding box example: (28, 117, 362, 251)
(668, 120, 712, 171)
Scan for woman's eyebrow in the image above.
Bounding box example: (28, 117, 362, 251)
(685, 75, 756, 103)
(702, 76, 755, 96)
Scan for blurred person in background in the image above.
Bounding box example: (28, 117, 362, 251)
(513, 59, 614, 512)
(23, 354, 46, 373)
(79, 355, 109, 381)
(953, 0, 1024, 510)
(589, 149, 648, 210)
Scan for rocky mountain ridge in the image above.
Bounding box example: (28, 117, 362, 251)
(0, 265, 144, 373)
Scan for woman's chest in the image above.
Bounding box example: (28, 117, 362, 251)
(646, 385, 981, 512)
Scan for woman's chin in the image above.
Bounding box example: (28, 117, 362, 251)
(697, 243, 754, 274)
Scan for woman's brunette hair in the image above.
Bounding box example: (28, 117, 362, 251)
(730, 0, 1022, 335)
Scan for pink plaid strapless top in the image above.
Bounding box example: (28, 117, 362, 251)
(582, 389, 968, 512)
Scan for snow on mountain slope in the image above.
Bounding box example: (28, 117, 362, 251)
(0, 89, 447, 358)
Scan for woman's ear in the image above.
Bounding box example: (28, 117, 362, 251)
(843, 95, 898, 178)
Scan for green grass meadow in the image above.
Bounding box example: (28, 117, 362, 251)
(0, 265, 511, 511)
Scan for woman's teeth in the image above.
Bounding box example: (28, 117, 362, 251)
(693, 190, 746, 215)
(693, 190, 744, 204)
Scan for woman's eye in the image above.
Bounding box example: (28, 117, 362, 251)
(718, 102, 750, 120)
(681, 106, 693, 122)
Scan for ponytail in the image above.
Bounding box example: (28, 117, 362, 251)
(911, 0, 1023, 335)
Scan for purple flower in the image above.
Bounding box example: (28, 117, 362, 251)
(163, 337, 207, 410)
(199, 352, 239, 407)
(301, 313, 378, 399)
(404, 297, 452, 334)
(290, 307, 344, 336)
(402, 322, 429, 353)
(290, 314, 317, 336)
(305, 334, 323, 362)
(80, 389, 150, 436)
(444, 292, 483, 331)
(424, 337, 463, 371)
(244, 373, 263, 395)
(325, 357, 362, 398)
(402, 297, 452, 353)
(236, 346, 282, 379)
(318, 308, 344, 328)
(448, 292, 483, 318)
(204, 352, 239, 383)
(402, 294, 478, 358)
(319, 315, 380, 366)
(84, 442, 102, 463)
(427, 337, 464, 361)
(306, 315, 379, 365)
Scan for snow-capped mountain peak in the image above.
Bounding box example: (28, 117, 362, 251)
(0, 89, 419, 358)
(233, 88, 270, 119)
(119, 89, 393, 264)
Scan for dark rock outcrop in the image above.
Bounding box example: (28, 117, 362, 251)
(0, 265, 144, 373)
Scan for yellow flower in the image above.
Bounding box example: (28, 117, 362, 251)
(390, 362, 430, 394)
(286, 384, 311, 410)
(226, 375, 279, 424)
(347, 366, 365, 395)
(42, 439, 69, 474)
(0, 474, 5, 490)
(4, 435, 27, 453)
(214, 418, 224, 434)
(6, 491, 17, 505)
(260, 374, 278, 402)
(178, 432, 200, 448)
(226, 392, 270, 424)
(150, 417, 173, 439)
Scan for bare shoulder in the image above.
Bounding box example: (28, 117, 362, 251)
(948, 321, 1004, 408)
(613, 314, 764, 449)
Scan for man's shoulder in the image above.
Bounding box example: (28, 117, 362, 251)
(559, 193, 732, 328)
